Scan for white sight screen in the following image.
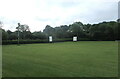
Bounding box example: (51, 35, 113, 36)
(73, 37, 77, 41)
(49, 36, 52, 42)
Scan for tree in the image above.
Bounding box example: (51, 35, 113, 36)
(16, 23, 30, 39)
(1, 20, 119, 43)
(68, 22, 85, 38)
(24, 31, 33, 39)
(43, 25, 55, 36)
(89, 21, 116, 40)
(117, 18, 120, 23)
(32, 31, 46, 39)
(7, 30, 12, 35)
(54, 25, 69, 38)
(6, 30, 13, 40)
(9, 32, 18, 40)
(0, 21, 3, 29)
(83, 24, 91, 33)
(2, 29, 8, 40)
(0, 21, 3, 42)
(54, 27, 63, 38)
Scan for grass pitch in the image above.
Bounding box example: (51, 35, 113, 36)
(2, 41, 118, 77)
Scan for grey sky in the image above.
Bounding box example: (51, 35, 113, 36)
(118, 1, 120, 19)
(0, 0, 119, 32)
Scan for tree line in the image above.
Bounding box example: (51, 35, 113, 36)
(0, 20, 120, 44)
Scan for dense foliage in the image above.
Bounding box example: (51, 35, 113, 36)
(1, 21, 120, 44)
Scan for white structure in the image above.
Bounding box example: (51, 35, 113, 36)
(73, 37, 77, 41)
(49, 36, 52, 42)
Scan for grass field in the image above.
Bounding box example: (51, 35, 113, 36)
(2, 41, 118, 77)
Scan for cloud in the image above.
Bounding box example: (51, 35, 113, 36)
(118, 1, 120, 18)
(0, 0, 119, 32)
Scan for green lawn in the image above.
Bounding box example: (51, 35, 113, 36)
(2, 41, 118, 77)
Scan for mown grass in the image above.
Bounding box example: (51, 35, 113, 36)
(2, 41, 118, 77)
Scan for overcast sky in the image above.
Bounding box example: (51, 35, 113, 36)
(0, 0, 119, 32)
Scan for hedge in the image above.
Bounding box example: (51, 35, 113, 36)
(2, 38, 91, 45)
